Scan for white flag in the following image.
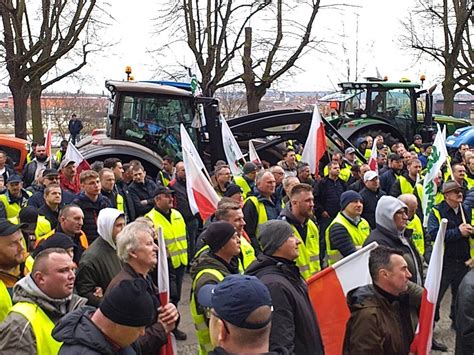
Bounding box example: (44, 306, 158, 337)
(220, 116, 245, 175)
(248, 140, 262, 165)
(180, 124, 206, 172)
(421, 124, 447, 226)
(301, 105, 326, 176)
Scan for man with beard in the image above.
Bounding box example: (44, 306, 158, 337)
(380, 153, 403, 193)
(390, 158, 422, 197)
(0, 248, 86, 353)
(35, 185, 61, 239)
(279, 183, 321, 280)
(23, 145, 58, 187)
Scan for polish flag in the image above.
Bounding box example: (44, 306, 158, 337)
(45, 128, 52, 158)
(65, 142, 91, 172)
(410, 218, 447, 354)
(221, 116, 245, 176)
(182, 144, 220, 220)
(156, 227, 177, 355)
(301, 105, 326, 176)
(248, 140, 262, 165)
(307, 242, 378, 354)
(368, 138, 378, 171)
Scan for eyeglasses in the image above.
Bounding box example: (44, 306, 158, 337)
(46, 176, 59, 181)
(211, 310, 230, 334)
(395, 210, 408, 216)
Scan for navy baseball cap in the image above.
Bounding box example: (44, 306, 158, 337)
(198, 275, 272, 329)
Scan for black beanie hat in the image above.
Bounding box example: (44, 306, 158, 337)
(32, 233, 74, 258)
(340, 190, 364, 211)
(204, 221, 236, 253)
(223, 183, 243, 198)
(100, 279, 156, 327)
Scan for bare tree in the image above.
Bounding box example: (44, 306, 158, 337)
(215, 87, 247, 118)
(0, 0, 106, 141)
(401, 0, 473, 115)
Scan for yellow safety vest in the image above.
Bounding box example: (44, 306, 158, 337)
(35, 215, 52, 240)
(0, 279, 12, 323)
(159, 171, 170, 187)
(10, 302, 62, 354)
(146, 208, 188, 269)
(407, 215, 425, 256)
(238, 237, 256, 272)
(35, 229, 89, 250)
(325, 213, 371, 265)
(398, 175, 416, 195)
(234, 176, 252, 199)
(0, 191, 32, 219)
(245, 196, 269, 239)
(432, 207, 474, 258)
(414, 184, 444, 209)
(55, 150, 64, 162)
(323, 164, 351, 182)
(364, 149, 371, 160)
(290, 220, 320, 280)
(25, 255, 35, 274)
(409, 145, 421, 154)
(116, 193, 124, 213)
(190, 269, 225, 355)
(465, 175, 474, 190)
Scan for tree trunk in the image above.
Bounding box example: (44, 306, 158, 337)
(246, 86, 268, 113)
(9, 79, 30, 139)
(30, 79, 45, 144)
(442, 64, 455, 116)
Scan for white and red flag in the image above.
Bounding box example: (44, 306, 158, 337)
(410, 218, 447, 354)
(248, 140, 262, 166)
(221, 116, 245, 176)
(65, 142, 91, 173)
(368, 138, 378, 171)
(301, 105, 326, 176)
(307, 242, 378, 354)
(156, 227, 177, 355)
(45, 128, 52, 159)
(181, 141, 220, 220)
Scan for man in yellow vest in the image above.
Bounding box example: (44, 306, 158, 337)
(157, 156, 175, 187)
(389, 158, 421, 197)
(234, 162, 258, 199)
(326, 191, 371, 265)
(0, 219, 27, 323)
(398, 194, 427, 261)
(146, 186, 188, 340)
(100, 168, 125, 213)
(0, 248, 86, 353)
(280, 183, 321, 279)
(0, 175, 31, 219)
(35, 184, 61, 240)
(190, 221, 241, 354)
(428, 181, 474, 332)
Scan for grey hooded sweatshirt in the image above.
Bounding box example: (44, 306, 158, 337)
(0, 275, 86, 354)
(75, 208, 125, 306)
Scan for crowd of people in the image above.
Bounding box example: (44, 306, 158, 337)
(0, 133, 473, 354)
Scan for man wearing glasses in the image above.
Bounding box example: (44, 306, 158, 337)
(27, 169, 74, 208)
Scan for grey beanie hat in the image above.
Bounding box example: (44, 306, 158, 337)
(258, 220, 294, 256)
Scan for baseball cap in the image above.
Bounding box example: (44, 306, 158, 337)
(58, 158, 75, 171)
(345, 147, 356, 154)
(442, 181, 463, 194)
(364, 170, 379, 182)
(198, 274, 272, 329)
(0, 219, 26, 237)
(154, 186, 174, 197)
(243, 162, 258, 175)
(42, 168, 59, 178)
(6, 175, 22, 184)
(414, 134, 422, 140)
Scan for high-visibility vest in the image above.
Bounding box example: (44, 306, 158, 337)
(465, 175, 474, 190)
(409, 144, 421, 154)
(9, 302, 62, 354)
(146, 208, 188, 269)
(398, 175, 416, 195)
(432, 207, 474, 258)
(35, 229, 89, 250)
(290, 219, 320, 280)
(323, 164, 351, 182)
(407, 215, 425, 256)
(35, 215, 53, 239)
(325, 213, 370, 265)
(0, 279, 12, 323)
(190, 268, 225, 355)
(55, 150, 64, 162)
(0, 191, 32, 219)
(234, 176, 252, 199)
(244, 196, 269, 238)
(415, 183, 444, 208)
(364, 149, 371, 160)
(159, 171, 170, 187)
(25, 255, 35, 273)
(116, 193, 124, 213)
(239, 237, 256, 271)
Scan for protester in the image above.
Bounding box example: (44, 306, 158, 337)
(379, 153, 403, 193)
(75, 208, 126, 306)
(58, 158, 80, 194)
(55, 140, 68, 162)
(213, 165, 233, 197)
(389, 158, 421, 196)
(359, 170, 386, 229)
(157, 155, 175, 187)
(68, 113, 83, 145)
(280, 183, 321, 279)
(0, 150, 15, 183)
(0, 248, 86, 353)
(398, 194, 428, 261)
(109, 221, 179, 354)
(234, 162, 258, 198)
(0, 219, 26, 322)
(278, 149, 298, 177)
(128, 164, 158, 216)
(326, 191, 371, 265)
(103, 157, 135, 221)
(53, 279, 155, 354)
(35, 184, 61, 239)
(243, 170, 280, 253)
(455, 269, 474, 354)
(343, 246, 414, 354)
(190, 221, 241, 354)
(73, 170, 111, 243)
(145, 186, 188, 340)
(22, 145, 58, 187)
(296, 162, 316, 188)
(0, 175, 31, 219)
(198, 274, 275, 355)
(281, 176, 300, 205)
(99, 167, 124, 211)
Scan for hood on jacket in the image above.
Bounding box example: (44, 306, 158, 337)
(245, 254, 298, 280)
(97, 208, 125, 250)
(52, 306, 120, 355)
(190, 252, 233, 281)
(13, 275, 86, 317)
(75, 191, 108, 207)
(375, 196, 407, 235)
(346, 285, 380, 311)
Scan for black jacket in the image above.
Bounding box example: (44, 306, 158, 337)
(313, 176, 346, 218)
(37, 204, 59, 230)
(379, 169, 399, 195)
(72, 192, 111, 243)
(68, 119, 83, 135)
(53, 306, 140, 355)
(359, 187, 386, 229)
(128, 180, 158, 217)
(245, 255, 324, 355)
(456, 269, 474, 355)
(28, 186, 75, 209)
(389, 172, 416, 197)
(169, 178, 195, 222)
(116, 180, 136, 222)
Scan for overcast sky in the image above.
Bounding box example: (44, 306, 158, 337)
(46, 0, 443, 94)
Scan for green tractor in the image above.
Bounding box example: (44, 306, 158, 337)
(320, 78, 471, 148)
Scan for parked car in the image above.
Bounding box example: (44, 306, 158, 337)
(446, 126, 474, 149)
